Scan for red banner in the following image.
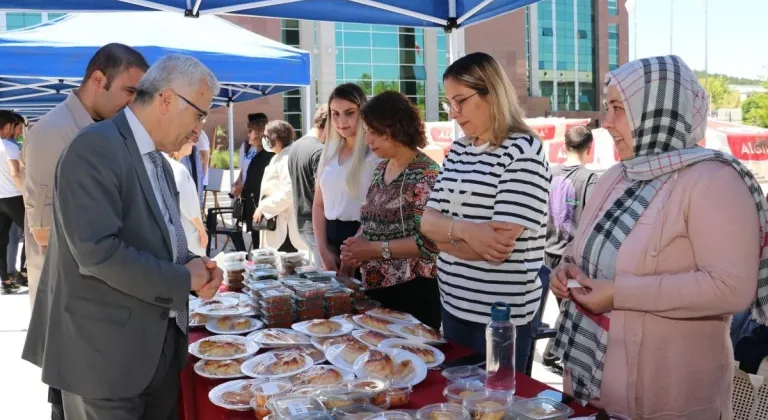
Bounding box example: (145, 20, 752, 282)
(548, 140, 595, 164)
(727, 135, 768, 161)
(530, 124, 556, 141)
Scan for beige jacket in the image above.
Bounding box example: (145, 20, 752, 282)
(564, 161, 760, 419)
(21, 91, 93, 305)
(257, 144, 306, 251)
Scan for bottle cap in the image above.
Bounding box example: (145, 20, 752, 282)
(490, 302, 511, 322)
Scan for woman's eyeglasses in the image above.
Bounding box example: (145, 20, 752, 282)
(441, 91, 480, 114)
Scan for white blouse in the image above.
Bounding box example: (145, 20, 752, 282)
(165, 155, 206, 257)
(318, 152, 379, 221)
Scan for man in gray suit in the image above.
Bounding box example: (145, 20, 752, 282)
(22, 54, 223, 420)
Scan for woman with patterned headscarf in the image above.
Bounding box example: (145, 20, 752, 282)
(549, 55, 768, 418)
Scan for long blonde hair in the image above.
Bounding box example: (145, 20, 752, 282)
(443, 52, 534, 146)
(317, 83, 369, 198)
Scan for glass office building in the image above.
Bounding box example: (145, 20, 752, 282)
(1, 12, 66, 31)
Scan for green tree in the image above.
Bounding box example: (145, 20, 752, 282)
(743, 93, 768, 128)
(701, 76, 739, 110)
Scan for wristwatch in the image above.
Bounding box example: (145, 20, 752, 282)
(381, 241, 392, 260)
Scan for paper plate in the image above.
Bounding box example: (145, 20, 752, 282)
(240, 352, 314, 379)
(388, 323, 447, 345)
(292, 319, 355, 338)
(248, 328, 311, 348)
(351, 315, 397, 337)
(208, 379, 264, 411)
(194, 358, 247, 379)
(205, 317, 264, 335)
(377, 338, 445, 369)
(188, 335, 259, 361)
(366, 308, 420, 325)
(352, 348, 427, 388)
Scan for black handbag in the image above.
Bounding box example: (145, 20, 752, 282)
(232, 196, 246, 222)
(250, 195, 277, 231)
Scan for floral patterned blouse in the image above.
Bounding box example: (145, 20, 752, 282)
(359, 152, 440, 290)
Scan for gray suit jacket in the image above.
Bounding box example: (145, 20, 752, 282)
(22, 109, 195, 399)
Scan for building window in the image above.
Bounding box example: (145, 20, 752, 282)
(281, 19, 303, 137)
(608, 24, 619, 71)
(607, 0, 619, 16)
(48, 13, 67, 21)
(5, 13, 43, 31)
(437, 31, 448, 121)
(336, 23, 427, 119)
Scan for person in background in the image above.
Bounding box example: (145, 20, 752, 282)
(7, 113, 26, 284)
(233, 113, 273, 249)
(288, 104, 328, 265)
(180, 132, 204, 205)
(313, 83, 379, 273)
(420, 52, 550, 371)
(340, 91, 441, 329)
(20, 43, 148, 420)
(255, 120, 305, 252)
(550, 55, 767, 418)
(541, 125, 597, 373)
(23, 54, 223, 420)
(0, 111, 25, 295)
(198, 130, 211, 202)
(165, 138, 208, 256)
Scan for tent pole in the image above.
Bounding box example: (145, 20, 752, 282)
(303, 85, 312, 137)
(227, 100, 235, 190)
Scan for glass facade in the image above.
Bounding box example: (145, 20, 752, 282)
(281, 19, 303, 137)
(607, 0, 619, 16)
(335, 23, 427, 118)
(436, 31, 448, 121)
(537, 0, 596, 112)
(5, 13, 42, 31)
(608, 24, 619, 71)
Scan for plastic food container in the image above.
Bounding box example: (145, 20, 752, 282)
(347, 378, 390, 407)
(462, 390, 513, 420)
(294, 296, 325, 309)
(313, 387, 371, 411)
(304, 271, 336, 283)
(443, 381, 487, 405)
(218, 251, 249, 263)
(260, 288, 294, 305)
(506, 397, 574, 420)
(385, 383, 413, 408)
(363, 411, 413, 420)
(251, 268, 280, 281)
(267, 395, 327, 419)
(296, 266, 320, 277)
(260, 306, 294, 320)
(251, 379, 293, 408)
(325, 288, 352, 311)
(295, 284, 329, 299)
(353, 299, 381, 314)
(222, 262, 247, 283)
(441, 366, 487, 384)
(331, 403, 383, 419)
(296, 306, 326, 321)
(416, 403, 471, 420)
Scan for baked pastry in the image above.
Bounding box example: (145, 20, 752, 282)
(190, 312, 207, 324)
(340, 341, 370, 365)
(356, 315, 393, 333)
(322, 335, 358, 351)
(363, 350, 395, 379)
(294, 366, 343, 385)
(278, 345, 324, 363)
(391, 343, 436, 364)
(260, 329, 304, 344)
(202, 359, 244, 376)
(219, 383, 253, 406)
(369, 308, 413, 322)
(306, 319, 342, 334)
(471, 401, 504, 420)
(358, 330, 387, 347)
(391, 359, 415, 381)
(197, 339, 247, 357)
(402, 323, 442, 341)
(332, 314, 355, 324)
(216, 317, 249, 331)
(270, 352, 307, 375)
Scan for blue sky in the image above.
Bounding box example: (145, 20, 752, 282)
(629, 0, 766, 80)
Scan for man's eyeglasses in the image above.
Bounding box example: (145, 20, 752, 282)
(172, 90, 208, 123)
(441, 91, 481, 114)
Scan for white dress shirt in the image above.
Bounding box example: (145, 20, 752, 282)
(165, 154, 206, 257)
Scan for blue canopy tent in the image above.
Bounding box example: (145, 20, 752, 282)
(0, 12, 311, 182)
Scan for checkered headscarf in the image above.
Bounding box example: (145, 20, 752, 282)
(552, 55, 768, 405)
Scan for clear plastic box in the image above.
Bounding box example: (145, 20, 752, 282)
(441, 366, 487, 383)
(442, 381, 487, 405)
(313, 387, 371, 411)
(251, 379, 293, 408)
(461, 390, 512, 420)
(305, 271, 336, 283)
(260, 288, 294, 305)
(363, 411, 413, 420)
(347, 378, 390, 407)
(295, 284, 329, 299)
(506, 397, 574, 420)
(325, 288, 352, 311)
(250, 268, 280, 281)
(385, 383, 413, 408)
(416, 403, 470, 420)
(331, 402, 383, 419)
(266, 395, 327, 419)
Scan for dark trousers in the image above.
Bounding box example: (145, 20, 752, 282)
(0, 195, 24, 281)
(326, 219, 361, 277)
(441, 307, 534, 373)
(542, 253, 562, 365)
(365, 277, 441, 330)
(62, 320, 184, 420)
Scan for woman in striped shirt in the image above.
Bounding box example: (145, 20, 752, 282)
(421, 52, 551, 370)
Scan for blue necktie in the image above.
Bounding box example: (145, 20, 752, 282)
(147, 151, 189, 334)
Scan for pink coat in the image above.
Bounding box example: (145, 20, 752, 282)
(563, 161, 760, 419)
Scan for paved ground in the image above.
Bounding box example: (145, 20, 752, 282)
(0, 189, 563, 419)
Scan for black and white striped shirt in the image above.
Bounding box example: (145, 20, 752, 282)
(427, 133, 551, 325)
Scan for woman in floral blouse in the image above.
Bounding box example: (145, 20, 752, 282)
(340, 91, 441, 329)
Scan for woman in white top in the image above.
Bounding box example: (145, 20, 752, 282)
(164, 140, 208, 257)
(312, 83, 379, 272)
(253, 120, 306, 252)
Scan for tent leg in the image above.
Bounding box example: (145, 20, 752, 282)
(303, 85, 313, 137)
(227, 101, 235, 190)
(447, 29, 464, 140)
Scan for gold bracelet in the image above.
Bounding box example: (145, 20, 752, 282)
(448, 220, 460, 248)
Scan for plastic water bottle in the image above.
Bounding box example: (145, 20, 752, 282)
(485, 302, 516, 394)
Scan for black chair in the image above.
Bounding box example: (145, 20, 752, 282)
(526, 265, 558, 376)
(205, 207, 246, 256)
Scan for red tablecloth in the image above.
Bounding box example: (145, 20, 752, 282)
(180, 330, 597, 419)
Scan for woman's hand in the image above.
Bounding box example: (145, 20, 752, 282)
(340, 237, 376, 267)
(550, 262, 586, 300)
(231, 181, 243, 198)
(319, 245, 340, 272)
(253, 209, 263, 223)
(199, 229, 209, 250)
(570, 276, 615, 314)
(456, 221, 516, 262)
